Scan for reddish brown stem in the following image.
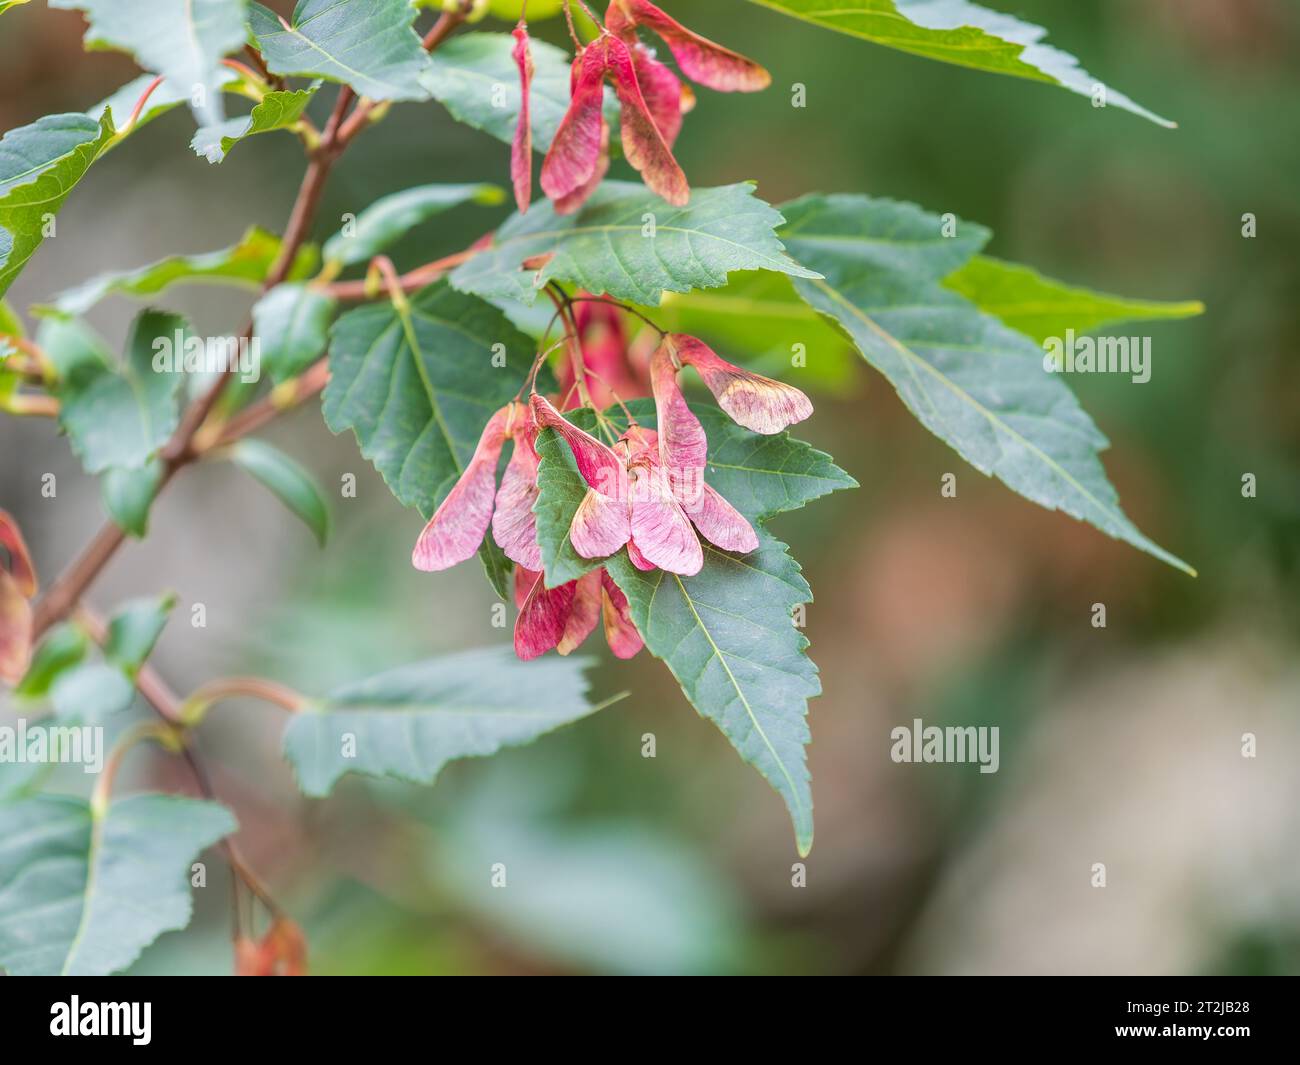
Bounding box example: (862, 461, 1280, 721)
(33, 91, 345, 640)
(76, 605, 182, 723)
(77, 604, 285, 919)
(423, 9, 466, 51)
(545, 284, 593, 408)
(209, 358, 331, 449)
(219, 58, 263, 84)
(335, 10, 467, 145)
(4, 394, 59, 417)
(327, 249, 477, 301)
(265, 162, 331, 290)
(565, 294, 666, 335)
(123, 75, 164, 132)
(179, 744, 283, 919)
(30, 20, 471, 641)
(0, 335, 48, 380)
(243, 45, 272, 81)
(36, 526, 131, 637)
(183, 676, 306, 718)
(91, 722, 172, 815)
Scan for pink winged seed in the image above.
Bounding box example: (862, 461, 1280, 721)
(673, 335, 814, 435)
(491, 432, 544, 572)
(540, 46, 609, 204)
(609, 0, 771, 93)
(510, 21, 535, 213)
(606, 35, 689, 207)
(412, 406, 512, 572)
(600, 569, 643, 658)
(514, 567, 578, 660)
(558, 569, 604, 655)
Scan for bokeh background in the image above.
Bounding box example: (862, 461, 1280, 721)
(2, 0, 1298, 974)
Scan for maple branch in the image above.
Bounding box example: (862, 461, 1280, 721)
(205, 357, 331, 451)
(77, 604, 288, 922)
(91, 722, 177, 816)
(326, 248, 478, 301)
(31, 115, 337, 635)
(1, 394, 59, 417)
(242, 44, 273, 82)
(423, 8, 467, 51)
(179, 676, 307, 725)
(0, 334, 48, 379)
(564, 294, 667, 335)
(545, 283, 595, 409)
(335, 9, 468, 147)
(31, 18, 473, 640)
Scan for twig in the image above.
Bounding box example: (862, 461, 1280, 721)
(121, 75, 164, 134)
(1, 394, 58, 417)
(207, 358, 331, 450)
(326, 249, 477, 300)
(564, 294, 666, 335)
(179, 676, 306, 725)
(31, 19, 472, 640)
(423, 9, 467, 51)
(77, 604, 287, 922)
(335, 10, 468, 146)
(544, 283, 595, 410)
(37, 91, 353, 639)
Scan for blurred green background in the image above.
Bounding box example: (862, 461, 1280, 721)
(2, 0, 1298, 974)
